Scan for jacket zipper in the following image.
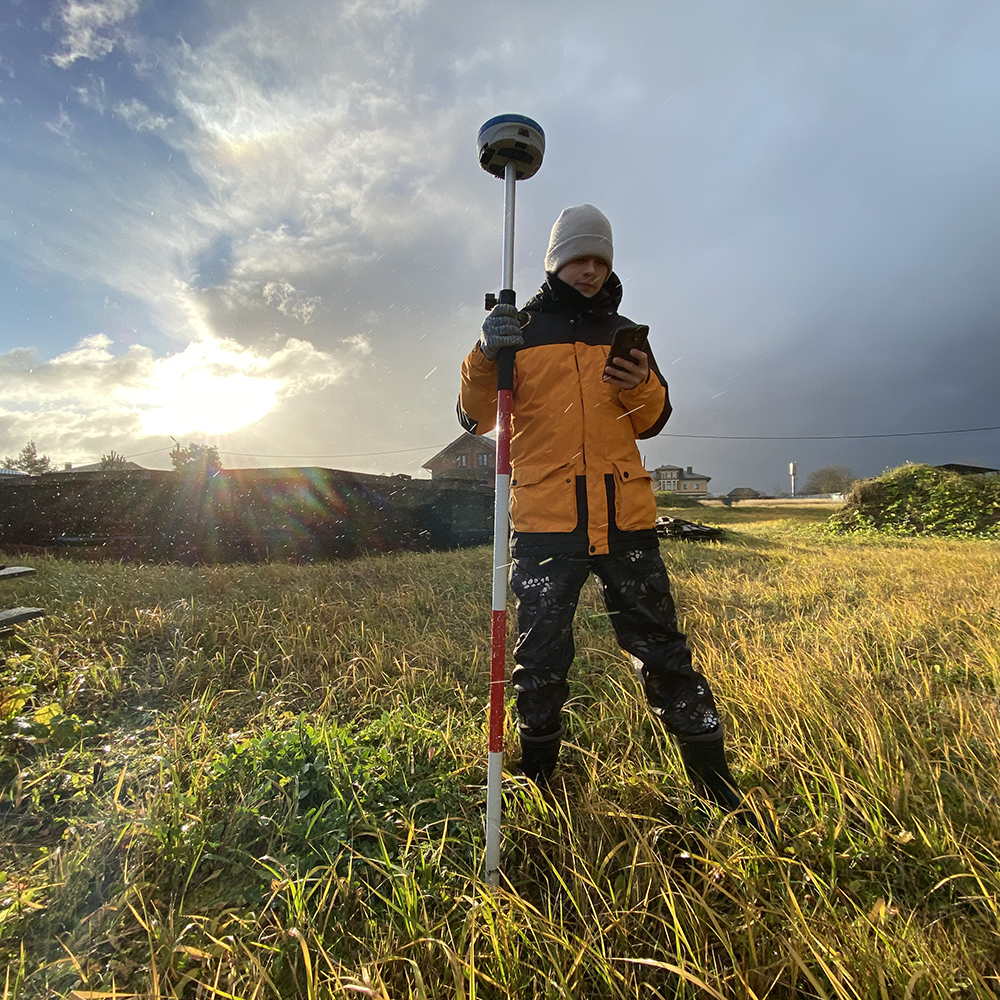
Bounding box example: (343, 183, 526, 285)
(573, 342, 586, 468)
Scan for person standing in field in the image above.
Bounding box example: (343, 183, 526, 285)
(458, 204, 753, 819)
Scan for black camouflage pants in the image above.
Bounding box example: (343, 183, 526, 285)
(509, 548, 721, 739)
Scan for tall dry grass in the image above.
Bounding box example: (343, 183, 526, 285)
(2, 509, 999, 998)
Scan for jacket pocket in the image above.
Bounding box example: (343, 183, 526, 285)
(611, 460, 656, 532)
(510, 463, 579, 533)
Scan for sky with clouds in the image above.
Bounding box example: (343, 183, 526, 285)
(2, 0, 999, 492)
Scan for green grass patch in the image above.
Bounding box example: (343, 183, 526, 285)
(3, 507, 1000, 997)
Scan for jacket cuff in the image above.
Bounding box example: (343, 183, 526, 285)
(618, 370, 661, 409)
(466, 343, 496, 370)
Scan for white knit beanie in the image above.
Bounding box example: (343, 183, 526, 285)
(544, 204, 614, 274)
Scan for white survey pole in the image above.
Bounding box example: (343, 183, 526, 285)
(789, 461, 797, 498)
(483, 162, 518, 886)
(476, 114, 545, 887)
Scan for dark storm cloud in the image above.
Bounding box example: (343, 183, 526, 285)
(589, 0, 1000, 490)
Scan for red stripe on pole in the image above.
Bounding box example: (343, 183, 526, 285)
(489, 609, 506, 752)
(490, 384, 513, 755)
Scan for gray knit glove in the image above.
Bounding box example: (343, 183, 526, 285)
(479, 303, 525, 361)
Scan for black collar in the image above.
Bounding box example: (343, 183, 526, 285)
(525, 271, 624, 314)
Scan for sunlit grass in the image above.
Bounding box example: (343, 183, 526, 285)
(2, 510, 1000, 997)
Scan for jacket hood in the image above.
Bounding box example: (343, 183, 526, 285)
(524, 271, 623, 315)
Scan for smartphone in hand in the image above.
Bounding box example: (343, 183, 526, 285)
(603, 323, 649, 381)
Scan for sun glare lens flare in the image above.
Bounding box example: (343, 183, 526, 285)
(133, 369, 280, 435)
(118, 338, 284, 435)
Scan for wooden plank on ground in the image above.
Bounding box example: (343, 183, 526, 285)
(0, 607, 45, 627)
(0, 566, 36, 580)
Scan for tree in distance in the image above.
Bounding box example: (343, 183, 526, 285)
(100, 450, 131, 470)
(2, 440, 51, 476)
(803, 464, 855, 495)
(170, 440, 223, 476)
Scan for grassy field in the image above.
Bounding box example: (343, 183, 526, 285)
(2, 504, 1000, 999)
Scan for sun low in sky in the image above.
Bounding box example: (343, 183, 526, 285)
(121, 340, 286, 437)
(2, 0, 999, 489)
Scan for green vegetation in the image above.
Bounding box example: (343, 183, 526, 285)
(654, 491, 707, 509)
(100, 450, 132, 470)
(170, 440, 223, 475)
(3, 508, 1000, 997)
(830, 463, 1000, 537)
(2, 441, 51, 476)
(803, 464, 855, 496)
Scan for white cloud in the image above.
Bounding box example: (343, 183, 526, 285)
(33, 0, 505, 369)
(50, 0, 140, 69)
(339, 0, 430, 22)
(114, 97, 170, 132)
(262, 281, 321, 324)
(45, 107, 75, 139)
(342, 333, 372, 355)
(36, 2, 491, 362)
(153, 7, 491, 278)
(0, 332, 345, 443)
(72, 74, 108, 113)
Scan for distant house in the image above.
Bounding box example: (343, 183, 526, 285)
(651, 464, 711, 496)
(935, 463, 999, 476)
(422, 434, 495, 482)
(726, 487, 766, 501)
(48, 461, 145, 473)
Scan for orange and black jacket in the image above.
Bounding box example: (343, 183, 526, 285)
(458, 272, 671, 557)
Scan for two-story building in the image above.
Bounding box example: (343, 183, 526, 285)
(651, 464, 711, 496)
(422, 434, 495, 482)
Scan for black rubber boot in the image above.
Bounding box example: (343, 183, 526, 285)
(518, 726, 565, 787)
(675, 729, 742, 810)
(676, 729, 778, 843)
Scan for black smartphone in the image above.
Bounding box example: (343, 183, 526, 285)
(603, 323, 649, 380)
